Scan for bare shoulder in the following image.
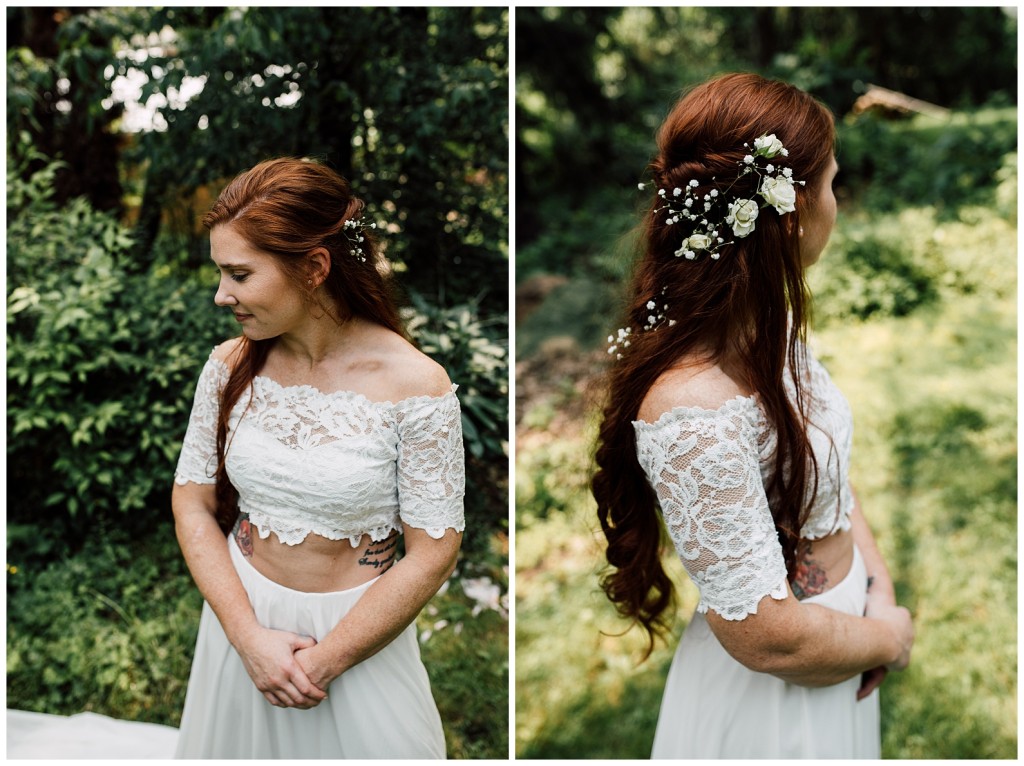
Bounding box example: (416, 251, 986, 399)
(356, 324, 452, 401)
(210, 336, 245, 366)
(637, 359, 753, 424)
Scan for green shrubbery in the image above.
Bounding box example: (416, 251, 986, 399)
(7, 157, 234, 538)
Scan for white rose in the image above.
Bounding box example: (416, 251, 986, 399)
(727, 199, 759, 238)
(759, 175, 797, 214)
(754, 134, 785, 158)
(686, 233, 712, 251)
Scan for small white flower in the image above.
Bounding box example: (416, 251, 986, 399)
(673, 187, 682, 197)
(710, 252, 721, 260)
(783, 168, 793, 178)
(648, 315, 656, 324)
(710, 189, 719, 197)
(743, 154, 754, 165)
(668, 319, 677, 326)
(608, 335, 614, 343)
(765, 164, 775, 173)
(646, 300, 656, 310)
(781, 148, 789, 156)
(623, 340, 630, 347)
(658, 188, 667, 197)
(688, 179, 699, 188)
(638, 182, 646, 190)
(684, 250, 697, 260)
(684, 198, 693, 208)
(608, 346, 616, 355)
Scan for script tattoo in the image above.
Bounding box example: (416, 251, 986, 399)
(358, 535, 398, 572)
(233, 514, 254, 558)
(791, 542, 828, 600)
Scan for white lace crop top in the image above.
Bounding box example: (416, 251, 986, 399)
(174, 353, 466, 546)
(633, 342, 854, 621)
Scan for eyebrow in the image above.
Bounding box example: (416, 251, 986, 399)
(210, 259, 252, 270)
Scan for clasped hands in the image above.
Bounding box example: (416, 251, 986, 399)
(236, 625, 334, 709)
(858, 588, 913, 701)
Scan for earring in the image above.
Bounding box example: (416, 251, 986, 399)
(799, 226, 804, 236)
(308, 279, 313, 285)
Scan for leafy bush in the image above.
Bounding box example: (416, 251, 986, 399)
(836, 108, 1016, 214)
(7, 157, 234, 535)
(404, 292, 509, 551)
(6, 521, 200, 724)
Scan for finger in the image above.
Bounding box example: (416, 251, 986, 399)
(291, 633, 318, 651)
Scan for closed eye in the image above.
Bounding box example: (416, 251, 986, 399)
(230, 273, 249, 283)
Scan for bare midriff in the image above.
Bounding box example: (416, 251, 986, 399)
(234, 516, 398, 593)
(791, 527, 855, 600)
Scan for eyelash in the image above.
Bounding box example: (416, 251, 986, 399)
(230, 273, 248, 283)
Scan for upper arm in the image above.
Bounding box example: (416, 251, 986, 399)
(634, 401, 789, 624)
(394, 387, 466, 539)
(401, 524, 462, 578)
(173, 348, 230, 505)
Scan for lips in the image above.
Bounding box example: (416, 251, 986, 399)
(234, 312, 253, 322)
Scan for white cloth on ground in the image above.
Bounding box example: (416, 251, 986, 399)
(6, 709, 178, 759)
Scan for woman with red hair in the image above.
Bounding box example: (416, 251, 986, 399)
(172, 158, 464, 758)
(593, 74, 914, 758)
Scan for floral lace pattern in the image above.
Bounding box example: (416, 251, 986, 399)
(632, 343, 853, 620)
(174, 354, 465, 546)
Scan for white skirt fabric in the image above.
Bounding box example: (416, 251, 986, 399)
(175, 538, 446, 759)
(651, 545, 881, 759)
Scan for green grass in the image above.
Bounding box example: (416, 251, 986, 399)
(515, 163, 1017, 756)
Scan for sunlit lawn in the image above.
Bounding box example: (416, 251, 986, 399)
(515, 203, 1016, 758)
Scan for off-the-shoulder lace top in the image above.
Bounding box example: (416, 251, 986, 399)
(174, 353, 466, 547)
(633, 343, 853, 620)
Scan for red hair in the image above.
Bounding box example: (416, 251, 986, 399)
(592, 74, 836, 654)
(203, 158, 405, 534)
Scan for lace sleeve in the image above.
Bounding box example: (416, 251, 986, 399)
(633, 399, 789, 621)
(394, 386, 466, 538)
(174, 355, 227, 486)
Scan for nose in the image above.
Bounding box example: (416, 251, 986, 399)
(214, 277, 237, 307)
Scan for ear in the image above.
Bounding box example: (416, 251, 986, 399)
(306, 247, 332, 287)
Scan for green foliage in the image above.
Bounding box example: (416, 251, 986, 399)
(6, 522, 201, 724)
(121, 7, 508, 309)
(405, 293, 509, 553)
(6, 157, 234, 532)
(836, 108, 1017, 214)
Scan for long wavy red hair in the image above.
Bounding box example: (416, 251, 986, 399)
(592, 74, 836, 654)
(202, 158, 405, 534)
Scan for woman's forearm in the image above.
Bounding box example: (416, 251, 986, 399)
(850, 487, 896, 603)
(306, 528, 462, 684)
(172, 485, 261, 648)
(709, 585, 911, 687)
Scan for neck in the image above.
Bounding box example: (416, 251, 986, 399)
(276, 309, 359, 370)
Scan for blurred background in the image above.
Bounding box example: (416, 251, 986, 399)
(515, 7, 1016, 759)
(7, 7, 508, 758)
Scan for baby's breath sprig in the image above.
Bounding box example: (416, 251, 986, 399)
(342, 216, 378, 262)
(638, 133, 806, 261)
(607, 289, 676, 361)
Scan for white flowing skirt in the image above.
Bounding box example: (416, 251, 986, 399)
(175, 538, 446, 759)
(651, 545, 880, 759)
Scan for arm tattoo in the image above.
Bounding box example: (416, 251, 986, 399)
(233, 513, 254, 558)
(791, 542, 829, 600)
(358, 535, 398, 572)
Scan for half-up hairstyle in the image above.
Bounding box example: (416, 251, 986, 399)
(203, 158, 405, 534)
(592, 74, 836, 654)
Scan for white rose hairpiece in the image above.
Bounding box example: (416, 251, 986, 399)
(639, 133, 806, 260)
(341, 216, 378, 262)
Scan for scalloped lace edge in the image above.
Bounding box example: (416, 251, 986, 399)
(696, 577, 789, 621)
(632, 393, 761, 432)
(247, 512, 465, 547)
